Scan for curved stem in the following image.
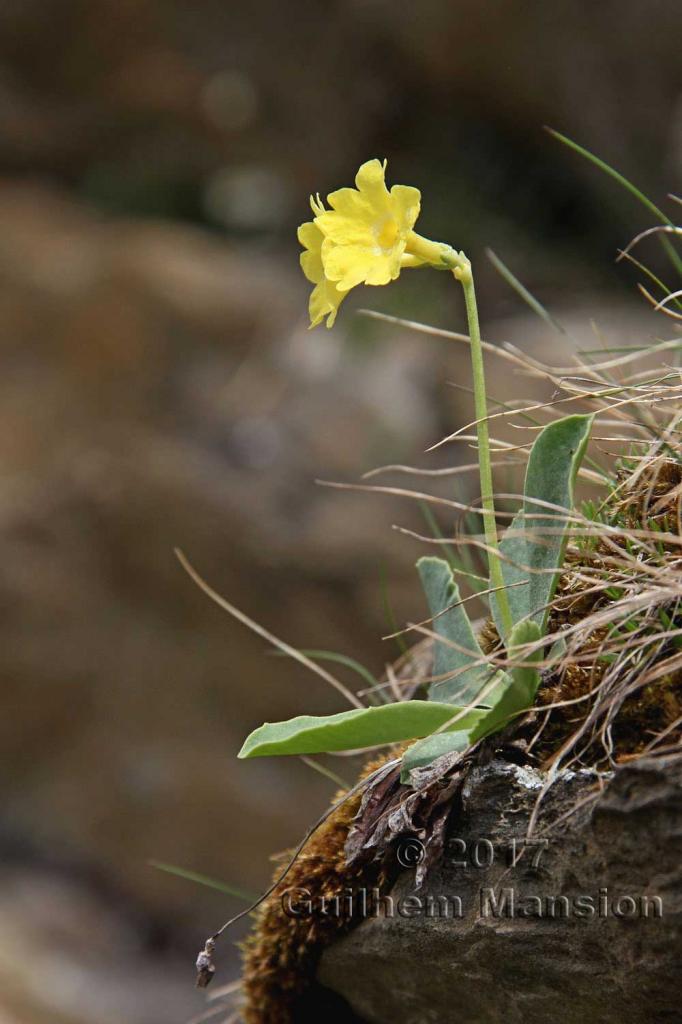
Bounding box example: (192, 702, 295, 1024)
(455, 264, 513, 640)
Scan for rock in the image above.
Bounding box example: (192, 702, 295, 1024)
(318, 755, 682, 1023)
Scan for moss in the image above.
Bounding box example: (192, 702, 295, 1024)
(532, 653, 682, 766)
(241, 749, 405, 1024)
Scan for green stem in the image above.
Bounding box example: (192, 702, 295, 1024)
(406, 232, 514, 639)
(455, 263, 513, 639)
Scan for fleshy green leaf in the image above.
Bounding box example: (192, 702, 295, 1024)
(508, 619, 543, 695)
(400, 730, 470, 781)
(492, 413, 593, 638)
(401, 621, 542, 782)
(466, 620, 543, 746)
(238, 700, 487, 759)
(417, 556, 505, 706)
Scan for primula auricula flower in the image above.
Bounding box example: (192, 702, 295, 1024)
(298, 159, 454, 329)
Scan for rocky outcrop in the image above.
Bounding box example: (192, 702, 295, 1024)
(318, 755, 682, 1023)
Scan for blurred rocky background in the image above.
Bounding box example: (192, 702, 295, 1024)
(0, 2, 680, 1021)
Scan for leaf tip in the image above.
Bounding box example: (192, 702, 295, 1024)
(237, 730, 261, 758)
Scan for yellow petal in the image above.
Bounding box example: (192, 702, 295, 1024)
(327, 186, 373, 220)
(363, 258, 394, 286)
(298, 221, 324, 283)
(321, 240, 377, 292)
(376, 240, 406, 283)
(308, 282, 327, 327)
(354, 159, 390, 211)
(323, 285, 344, 328)
(314, 212, 374, 247)
(308, 279, 345, 329)
(300, 248, 322, 285)
(297, 220, 319, 247)
(322, 239, 401, 291)
(389, 184, 421, 233)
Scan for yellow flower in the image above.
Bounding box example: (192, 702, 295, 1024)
(298, 159, 456, 328)
(297, 205, 346, 329)
(314, 158, 422, 293)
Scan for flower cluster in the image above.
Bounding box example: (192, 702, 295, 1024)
(298, 159, 452, 328)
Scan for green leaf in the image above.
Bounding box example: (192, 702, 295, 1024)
(508, 619, 543, 700)
(400, 730, 470, 781)
(491, 414, 593, 638)
(401, 620, 542, 782)
(238, 700, 487, 759)
(417, 557, 505, 706)
(470, 620, 543, 741)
